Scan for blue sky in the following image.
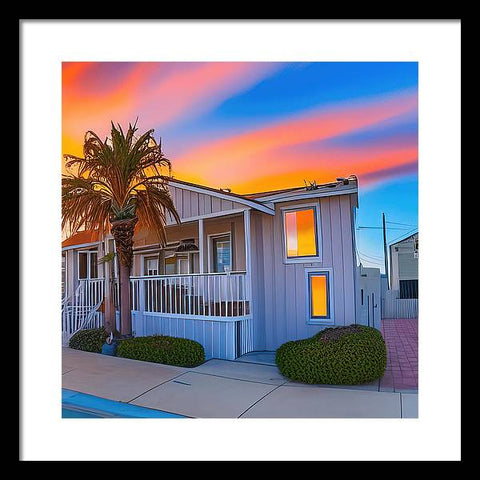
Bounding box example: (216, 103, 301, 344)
(63, 61, 418, 271)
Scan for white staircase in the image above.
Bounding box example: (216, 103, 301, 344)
(62, 281, 105, 346)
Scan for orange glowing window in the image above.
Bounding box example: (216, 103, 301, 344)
(309, 273, 330, 318)
(284, 207, 317, 258)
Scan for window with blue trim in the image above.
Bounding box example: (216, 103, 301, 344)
(308, 271, 331, 321)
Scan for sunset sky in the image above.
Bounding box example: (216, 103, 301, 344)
(62, 61, 418, 271)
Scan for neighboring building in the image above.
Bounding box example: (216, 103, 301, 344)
(62, 175, 374, 359)
(381, 231, 418, 319)
(389, 231, 418, 299)
(356, 265, 381, 330)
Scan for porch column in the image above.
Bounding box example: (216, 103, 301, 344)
(103, 236, 116, 334)
(198, 218, 204, 274)
(244, 209, 252, 299)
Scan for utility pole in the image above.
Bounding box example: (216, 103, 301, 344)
(382, 212, 390, 289)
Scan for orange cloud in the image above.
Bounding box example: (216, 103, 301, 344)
(62, 62, 94, 85)
(172, 90, 418, 188)
(224, 145, 418, 193)
(62, 62, 281, 161)
(62, 63, 159, 142)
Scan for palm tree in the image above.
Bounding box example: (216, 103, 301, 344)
(62, 121, 180, 337)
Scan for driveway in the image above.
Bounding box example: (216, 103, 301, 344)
(380, 318, 418, 392)
(62, 347, 418, 418)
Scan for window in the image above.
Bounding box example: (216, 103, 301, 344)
(78, 252, 87, 279)
(165, 255, 176, 275)
(306, 270, 333, 324)
(191, 252, 199, 273)
(177, 255, 189, 274)
(212, 235, 231, 273)
(283, 206, 319, 260)
(78, 250, 98, 279)
(144, 256, 159, 276)
(400, 279, 418, 299)
(90, 252, 98, 279)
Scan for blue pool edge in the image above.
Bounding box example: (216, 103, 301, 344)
(62, 389, 187, 418)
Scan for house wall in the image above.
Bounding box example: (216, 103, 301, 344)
(355, 265, 381, 330)
(253, 194, 357, 351)
(62, 243, 102, 299)
(64, 249, 76, 299)
(130, 214, 246, 276)
(390, 235, 418, 291)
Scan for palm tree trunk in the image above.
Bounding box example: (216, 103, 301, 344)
(110, 217, 138, 337)
(104, 284, 117, 336)
(118, 262, 132, 336)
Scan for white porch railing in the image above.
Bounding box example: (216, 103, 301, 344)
(62, 299, 104, 346)
(63, 273, 252, 358)
(113, 272, 250, 318)
(61, 279, 105, 346)
(76, 278, 104, 307)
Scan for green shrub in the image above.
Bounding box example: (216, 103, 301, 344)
(117, 335, 205, 367)
(69, 327, 108, 353)
(275, 325, 387, 385)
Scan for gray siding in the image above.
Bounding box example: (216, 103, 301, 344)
(398, 253, 418, 279)
(166, 185, 245, 224)
(252, 194, 357, 351)
(390, 235, 418, 290)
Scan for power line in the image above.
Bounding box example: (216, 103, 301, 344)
(388, 227, 418, 246)
(358, 254, 383, 266)
(358, 251, 384, 261)
(386, 221, 418, 227)
(354, 239, 384, 267)
(357, 226, 412, 231)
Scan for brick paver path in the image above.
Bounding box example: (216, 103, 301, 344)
(380, 318, 418, 391)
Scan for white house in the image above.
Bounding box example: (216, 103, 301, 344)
(356, 265, 381, 330)
(389, 232, 418, 297)
(62, 174, 374, 359)
(381, 231, 418, 319)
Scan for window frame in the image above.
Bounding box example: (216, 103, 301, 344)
(305, 267, 334, 325)
(207, 232, 232, 273)
(142, 254, 160, 276)
(281, 203, 322, 264)
(164, 253, 177, 275)
(77, 249, 99, 280)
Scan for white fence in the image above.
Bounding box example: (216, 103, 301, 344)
(382, 289, 418, 319)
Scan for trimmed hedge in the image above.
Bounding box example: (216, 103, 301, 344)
(69, 327, 109, 353)
(275, 325, 387, 385)
(117, 335, 205, 368)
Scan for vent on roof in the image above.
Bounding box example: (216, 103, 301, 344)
(304, 180, 319, 191)
(219, 188, 231, 193)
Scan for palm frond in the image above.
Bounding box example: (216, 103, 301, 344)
(62, 121, 180, 244)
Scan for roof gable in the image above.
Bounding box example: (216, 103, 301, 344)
(166, 179, 274, 223)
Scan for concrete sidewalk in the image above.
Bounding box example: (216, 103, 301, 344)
(62, 348, 418, 418)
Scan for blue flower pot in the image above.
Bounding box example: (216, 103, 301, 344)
(101, 341, 117, 356)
